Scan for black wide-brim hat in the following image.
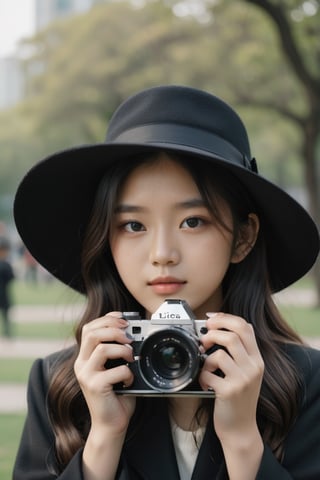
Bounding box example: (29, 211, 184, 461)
(14, 85, 319, 293)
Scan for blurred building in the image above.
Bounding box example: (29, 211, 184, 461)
(0, 0, 107, 110)
(0, 56, 24, 110)
(35, 0, 101, 30)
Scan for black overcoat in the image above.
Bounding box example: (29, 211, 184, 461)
(13, 343, 320, 479)
(0, 259, 14, 309)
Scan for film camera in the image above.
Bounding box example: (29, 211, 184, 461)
(108, 299, 217, 397)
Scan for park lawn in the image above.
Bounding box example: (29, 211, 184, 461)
(11, 320, 75, 340)
(0, 414, 25, 480)
(9, 277, 320, 338)
(11, 279, 83, 306)
(279, 305, 320, 337)
(9, 306, 320, 339)
(0, 358, 34, 383)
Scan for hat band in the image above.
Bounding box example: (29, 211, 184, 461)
(112, 123, 252, 170)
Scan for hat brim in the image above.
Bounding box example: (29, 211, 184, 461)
(14, 142, 319, 293)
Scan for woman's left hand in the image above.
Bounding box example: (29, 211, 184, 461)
(199, 312, 264, 449)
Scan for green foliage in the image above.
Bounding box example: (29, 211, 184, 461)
(25, 1, 218, 134)
(268, 0, 320, 78)
(0, 0, 318, 210)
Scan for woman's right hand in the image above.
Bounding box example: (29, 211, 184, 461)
(74, 312, 136, 436)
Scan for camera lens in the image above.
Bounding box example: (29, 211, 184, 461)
(154, 342, 189, 378)
(139, 328, 201, 392)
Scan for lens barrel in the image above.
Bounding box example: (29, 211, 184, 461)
(139, 328, 201, 392)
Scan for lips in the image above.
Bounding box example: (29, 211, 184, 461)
(148, 277, 186, 295)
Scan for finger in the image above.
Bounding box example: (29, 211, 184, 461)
(76, 361, 134, 393)
(201, 345, 264, 397)
(82, 312, 128, 332)
(202, 347, 239, 379)
(103, 363, 135, 389)
(75, 343, 134, 384)
(202, 327, 264, 383)
(205, 313, 260, 356)
(200, 354, 247, 399)
(89, 342, 134, 370)
(79, 327, 132, 361)
(198, 368, 224, 394)
(201, 328, 250, 367)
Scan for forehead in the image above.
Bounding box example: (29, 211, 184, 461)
(117, 155, 200, 201)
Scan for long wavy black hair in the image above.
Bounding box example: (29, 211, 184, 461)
(48, 152, 304, 471)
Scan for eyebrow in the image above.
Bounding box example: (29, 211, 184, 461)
(176, 198, 206, 209)
(114, 204, 147, 214)
(114, 198, 206, 214)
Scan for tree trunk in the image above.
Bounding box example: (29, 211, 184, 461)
(244, 0, 320, 306)
(302, 110, 320, 307)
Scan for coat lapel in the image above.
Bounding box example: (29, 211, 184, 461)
(192, 423, 226, 479)
(124, 398, 226, 480)
(124, 399, 180, 479)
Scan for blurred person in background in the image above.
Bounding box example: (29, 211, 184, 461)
(0, 235, 15, 337)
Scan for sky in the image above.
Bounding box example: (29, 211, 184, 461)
(0, 0, 35, 56)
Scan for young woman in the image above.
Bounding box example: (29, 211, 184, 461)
(13, 85, 320, 479)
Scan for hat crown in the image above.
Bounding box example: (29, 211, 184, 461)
(106, 85, 251, 162)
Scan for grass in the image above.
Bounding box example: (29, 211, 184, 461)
(4, 306, 320, 340)
(0, 414, 25, 480)
(280, 305, 320, 337)
(3, 308, 319, 341)
(0, 280, 81, 479)
(11, 279, 83, 306)
(0, 358, 35, 383)
(11, 320, 75, 340)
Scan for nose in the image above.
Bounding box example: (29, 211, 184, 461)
(149, 228, 180, 266)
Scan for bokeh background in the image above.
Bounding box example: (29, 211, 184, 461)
(0, 1, 319, 478)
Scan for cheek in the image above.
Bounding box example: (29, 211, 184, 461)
(111, 240, 138, 284)
(111, 246, 125, 272)
(194, 236, 234, 276)
(110, 239, 125, 275)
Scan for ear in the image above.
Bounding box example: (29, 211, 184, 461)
(231, 213, 260, 264)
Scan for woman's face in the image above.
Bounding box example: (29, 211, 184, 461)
(110, 155, 242, 319)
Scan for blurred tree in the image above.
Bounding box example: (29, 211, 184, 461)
(22, 1, 217, 141)
(1, 0, 319, 300)
(161, 0, 320, 300)
(19, 0, 304, 181)
(168, 0, 320, 301)
(2, 1, 306, 186)
(241, 0, 320, 302)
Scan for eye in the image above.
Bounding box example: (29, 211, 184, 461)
(181, 217, 204, 229)
(123, 221, 145, 232)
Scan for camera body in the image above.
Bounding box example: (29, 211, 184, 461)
(109, 299, 215, 397)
